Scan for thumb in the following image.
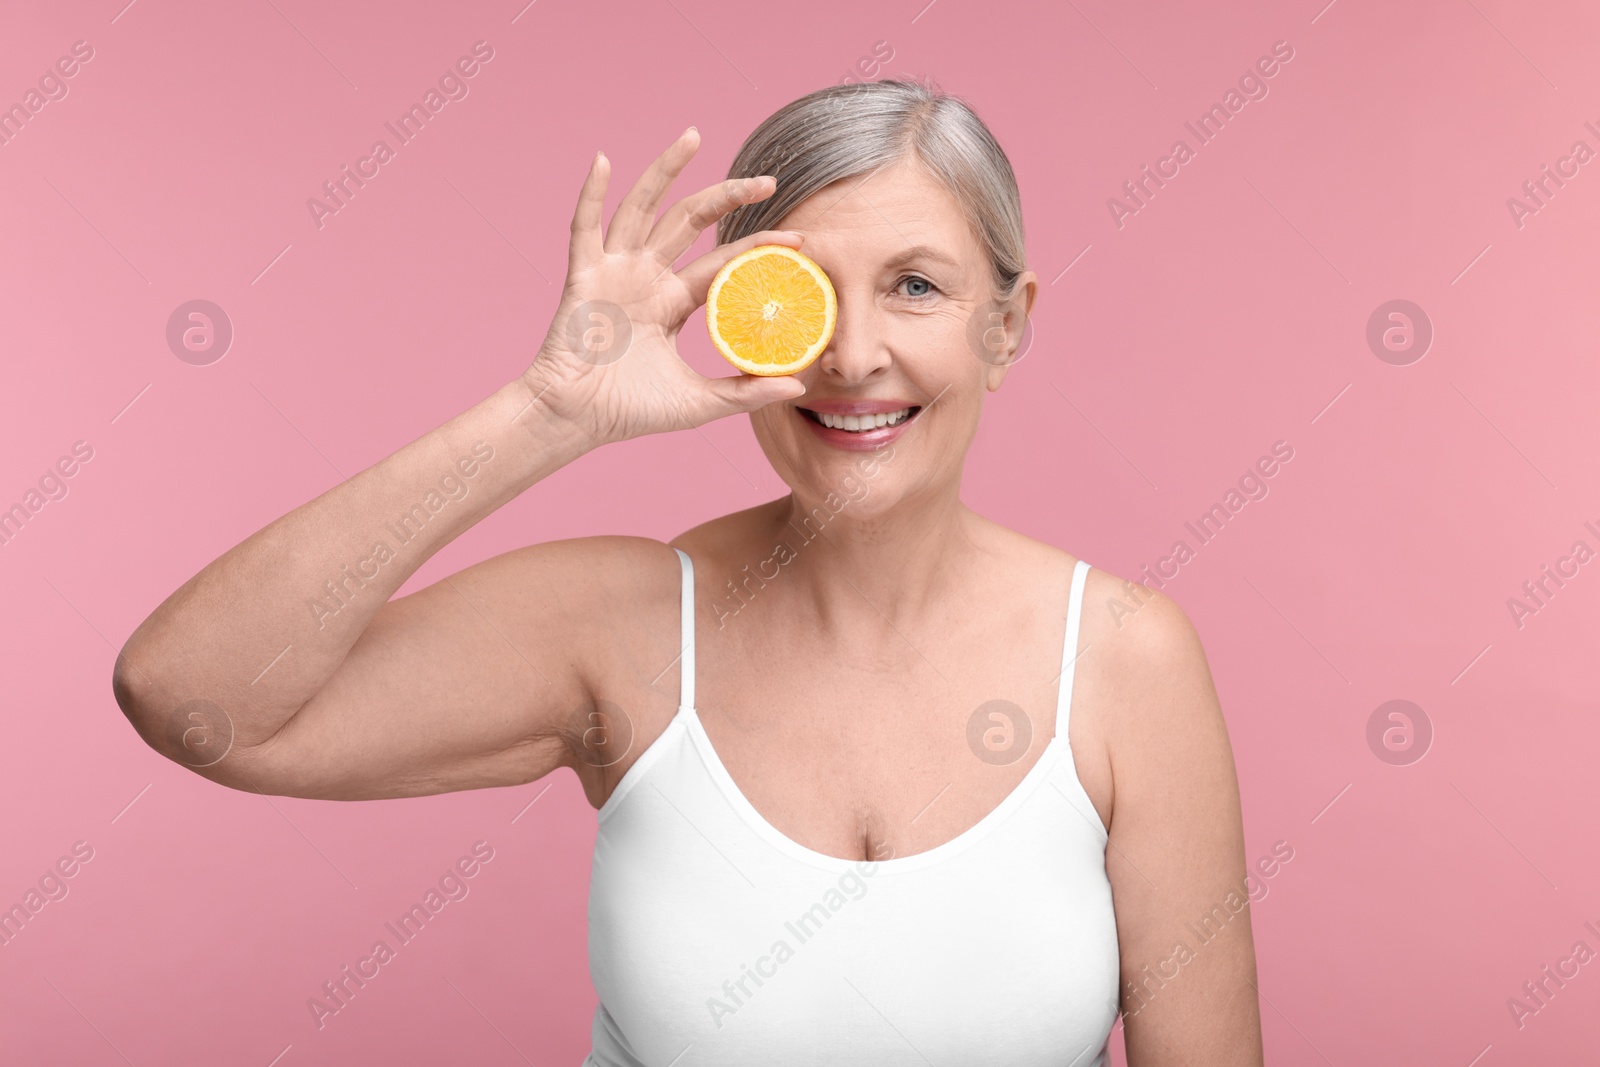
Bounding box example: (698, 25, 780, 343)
(703, 373, 807, 416)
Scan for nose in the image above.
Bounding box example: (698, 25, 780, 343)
(812, 291, 890, 387)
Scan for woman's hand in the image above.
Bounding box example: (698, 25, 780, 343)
(522, 127, 809, 447)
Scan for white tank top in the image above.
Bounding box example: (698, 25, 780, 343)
(582, 549, 1120, 1066)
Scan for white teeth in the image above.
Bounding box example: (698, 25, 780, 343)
(817, 408, 912, 431)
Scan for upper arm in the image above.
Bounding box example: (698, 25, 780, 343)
(222, 535, 677, 800)
(1094, 584, 1264, 1065)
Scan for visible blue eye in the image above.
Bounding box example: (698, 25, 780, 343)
(897, 274, 938, 300)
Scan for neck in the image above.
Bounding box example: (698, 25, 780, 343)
(765, 478, 981, 627)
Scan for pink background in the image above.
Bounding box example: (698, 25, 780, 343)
(3, 0, 1597, 1063)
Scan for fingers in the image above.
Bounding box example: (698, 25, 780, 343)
(700, 371, 808, 420)
(645, 174, 779, 267)
(569, 150, 610, 269)
(645, 371, 803, 435)
(603, 128, 700, 256)
(675, 228, 806, 305)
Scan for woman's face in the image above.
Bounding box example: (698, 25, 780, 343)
(749, 156, 1036, 518)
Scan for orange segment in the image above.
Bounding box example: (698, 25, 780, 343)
(706, 244, 836, 376)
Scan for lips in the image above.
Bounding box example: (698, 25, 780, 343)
(807, 407, 915, 432)
(799, 399, 919, 415)
(795, 403, 923, 451)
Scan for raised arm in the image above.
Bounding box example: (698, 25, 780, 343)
(111, 128, 808, 800)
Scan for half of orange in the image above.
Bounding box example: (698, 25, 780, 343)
(706, 244, 836, 376)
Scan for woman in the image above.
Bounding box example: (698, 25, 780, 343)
(113, 79, 1263, 1064)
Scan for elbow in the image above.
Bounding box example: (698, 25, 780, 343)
(111, 645, 162, 745)
(110, 646, 265, 793)
(111, 645, 194, 754)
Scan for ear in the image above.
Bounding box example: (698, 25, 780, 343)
(983, 270, 1038, 392)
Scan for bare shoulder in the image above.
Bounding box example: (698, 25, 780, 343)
(447, 531, 685, 726)
(973, 524, 1213, 701)
(483, 532, 688, 790)
(485, 531, 683, 673)
(488, 532, 679, 593)
(999, 532, 1231, 836)
(496, 531, 684, 617)
(1076, 567, 1225, 766)
(1080, 567, 1210, 681)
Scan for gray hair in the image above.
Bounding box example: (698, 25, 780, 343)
(716, 76, 1027, 304)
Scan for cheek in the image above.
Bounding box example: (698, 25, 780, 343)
(749, 406, 806, 475)
(915, 306, 971, 351)
(752, 404, 794, 442)
(916, 332, 990, 417)
(936, 308, 994, 383)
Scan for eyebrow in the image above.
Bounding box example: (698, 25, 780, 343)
(880, 244, 962, 270)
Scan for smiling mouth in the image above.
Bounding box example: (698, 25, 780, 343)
(798, 406, 922, 433)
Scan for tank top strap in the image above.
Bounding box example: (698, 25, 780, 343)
(673, 547, 696, 710)
(1054, 559, 1091, 742)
